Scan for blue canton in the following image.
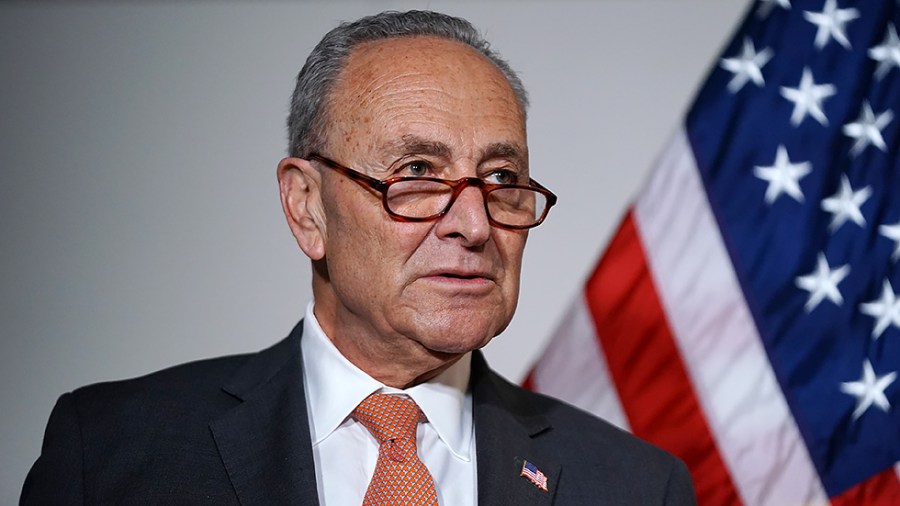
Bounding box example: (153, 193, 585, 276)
(686, 0, 900, 497)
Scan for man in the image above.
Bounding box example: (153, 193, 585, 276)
(22, 10, 696, 505)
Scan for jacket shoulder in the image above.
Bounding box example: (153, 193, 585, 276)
(22, 331, 302, 505)
(478, 366, 696, 504)
(486, 369, 661, 457)
(70, 328, 299, 414)
(71, 351, 249, 415)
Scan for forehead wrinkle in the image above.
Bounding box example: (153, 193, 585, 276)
(350, 62, 462, 112)
(360, 71, 438, 101)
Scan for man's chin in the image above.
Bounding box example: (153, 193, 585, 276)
(395, 303, 513, 352)
(414, 325, 500, 356)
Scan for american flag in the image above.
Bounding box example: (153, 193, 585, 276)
(526, 0, 900, 504)
(520, 460, 549, 491)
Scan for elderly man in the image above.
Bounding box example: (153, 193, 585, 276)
(22, 10, 696, 505)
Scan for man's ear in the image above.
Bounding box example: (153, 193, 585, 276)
(277, 157, 327, 260)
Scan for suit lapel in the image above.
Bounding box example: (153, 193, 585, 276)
(472, 352, 559, 505)
(209, 323, 319, 506)
(207, 328, 561, 504)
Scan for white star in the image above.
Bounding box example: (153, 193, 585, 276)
(842, 101, 894, 157)
(820, 174, 871, 232)
(803, 0, 860, 49)
(841, 360, 897, 421)
(720, 37, 774, 93)
(795, 252, 850, 312)
(860, 280, 900, 339)
(758, 0, 791, 18)
(869, 24, 900, 80)
(753, 145, 812, 204)
(880, 222, 900, 261)
(780, 67, 837, 126)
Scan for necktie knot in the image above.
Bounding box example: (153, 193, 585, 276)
(354, 394, 440, 504)
(354, 394, 423, 454)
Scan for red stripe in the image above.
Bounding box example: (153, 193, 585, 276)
(831, 468, 900, 506)
(585, 211, 743, 506)
(521, 372, 535, 392)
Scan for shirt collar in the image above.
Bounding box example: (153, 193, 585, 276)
(301, 301, 473, 461)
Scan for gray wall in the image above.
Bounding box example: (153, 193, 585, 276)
(1, 0, 748, 500)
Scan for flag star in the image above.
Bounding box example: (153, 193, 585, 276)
(820, 174, 871, 232)
(842, 101, 894, 157)
(803, 0, 860, 49)
(880, 222, 900, 261)
(841, 360, 896, 421)
(753, 145, 811, 204)
(758, 0, 791, 18)
(720, 37, 773, 92)
(780, 67, 836, 126)
(869, 24, 900, 80)
(795, 252, 850, 312)
(860, 280, 900, 339)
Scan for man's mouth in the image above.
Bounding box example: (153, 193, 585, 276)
(442, 272, 482, 280)
(423, 269, 495, 287)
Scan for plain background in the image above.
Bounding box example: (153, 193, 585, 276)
(1, 0, 749, 500)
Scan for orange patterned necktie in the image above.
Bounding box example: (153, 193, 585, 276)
(353, 393, 439, 506)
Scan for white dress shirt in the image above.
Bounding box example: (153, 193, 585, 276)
(300, 301, 478, 505)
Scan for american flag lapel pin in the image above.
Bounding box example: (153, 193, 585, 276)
(520, 459, 549, 492)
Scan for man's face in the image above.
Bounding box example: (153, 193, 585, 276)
(287, 36, 529, 381)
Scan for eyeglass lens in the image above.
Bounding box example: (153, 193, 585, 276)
(385, 179, 546, 227)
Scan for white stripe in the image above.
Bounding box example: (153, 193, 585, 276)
(530, 293, 630, 432)
(633, 130, 829, 506)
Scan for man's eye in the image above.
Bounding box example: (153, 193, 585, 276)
(485, 169, 520, 185)
(401, 161, 432, 177)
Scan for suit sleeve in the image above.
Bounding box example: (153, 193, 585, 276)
(664, 457, 698, 506)
(20, 392, 85, 505)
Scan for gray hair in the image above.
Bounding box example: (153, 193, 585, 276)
(286, 10, 529, 158)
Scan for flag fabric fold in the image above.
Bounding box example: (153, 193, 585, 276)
(526, 1, 900, 504)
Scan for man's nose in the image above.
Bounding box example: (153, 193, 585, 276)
(434, 185, 492, 246)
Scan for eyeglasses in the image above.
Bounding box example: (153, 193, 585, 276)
(308, 154, 557, 230)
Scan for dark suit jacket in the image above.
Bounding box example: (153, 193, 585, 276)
(22, 321, 696, 505)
